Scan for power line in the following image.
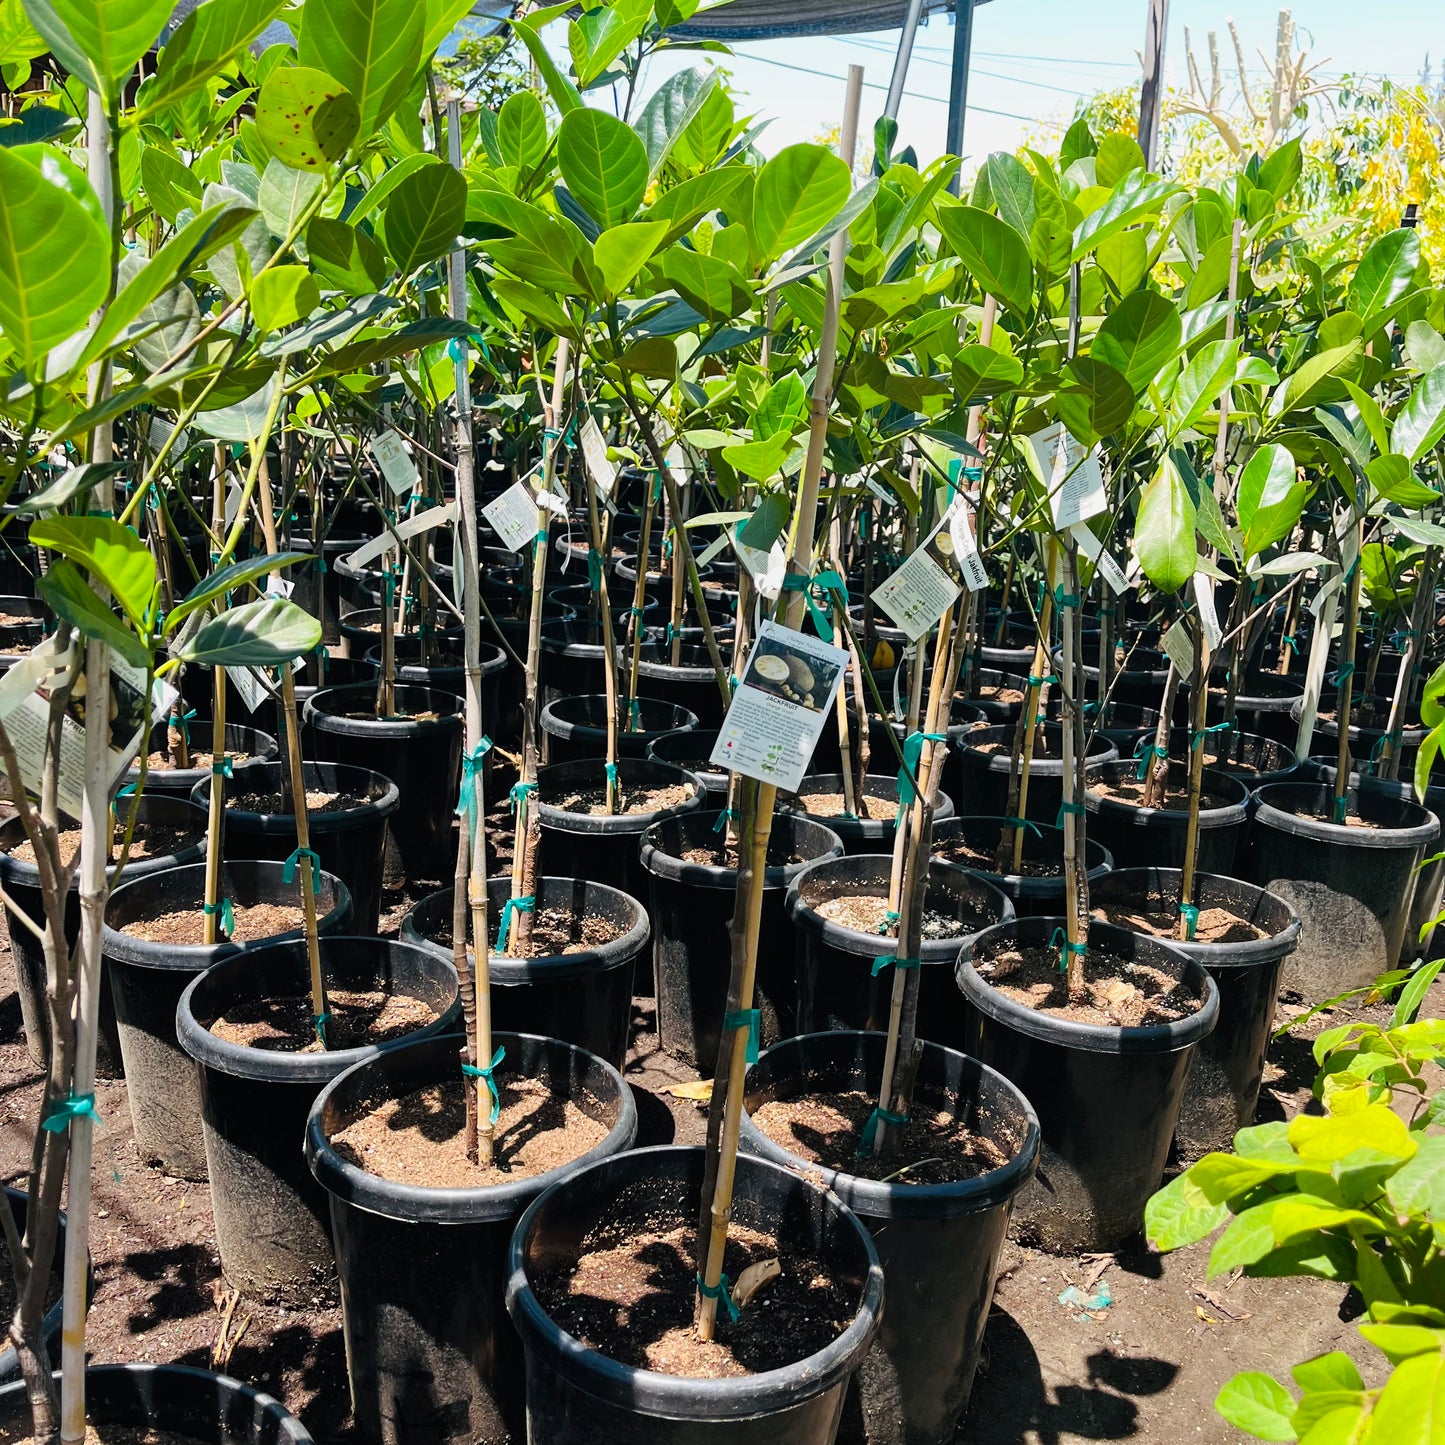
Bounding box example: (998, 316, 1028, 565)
(844, 36, 1092, 95)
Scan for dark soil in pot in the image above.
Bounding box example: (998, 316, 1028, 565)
(1204, 672, 1304, 748)
(303, 684, 463, 887)
(962, 669, 1032, 727)
(401, 876, 648, 1068)
(102, 861, 352, 1180)
(539, 694, 698, 767)
(123, 722, 277, 798)
(784, 775, 955, 857)
(193, 761, 399, 934)
(931, 816, 1114, 917)
(978, 623, 1036, 674)
(633, 640, 731, 730)
(1088, 868, 1301, 1156)
(363, 639, 506, 741)
(955, 724, 1117, 823)
(957, 917, 1218, 1252)
(0, 796, 207, 1074)
(177, 939, 459, 1305)
(640, 812, 843, 1072)
(505, 1144, 884, 1444)
(1084, 760, 1250, 873)
(1291, 696, 1427, 765)
(306, 1032, 637, 1445)
(742, 1032, 1040, 1445)
(1242, 782, 1440, 996)
(788, 854, 1013, 1051)
(647, 727, 727, 803)
(1120, 727, 1300, 789)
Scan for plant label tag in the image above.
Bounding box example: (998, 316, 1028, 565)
(1296, 578, 1343, 756)
(150, 415, 188, 453)
(733, 529, 786, 600)
(1030, 424, 1107, 529)
(481, 483, 539, 553)
(371, 430, 419, 497)
(229, 663, 267, 712)
(710, 619, 851, 793)
(945, 499, 989, 592)
(224, 479, 242, 529)
(265, 575, 295, 600)
(1161, 620, 1195, 679)
(1069, 523, 1129, 595)
(695, 530, 731, 567)
(579, 417, 617, 497)
(865, 477, 893, 506)
(344, 502, 458, 572)
(873, 506, 971, 640)
(1193, 573, 1223, 654)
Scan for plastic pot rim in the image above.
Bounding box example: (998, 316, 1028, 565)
(189, 761, 400, 835)
(303, 683, 464, 737)
(640, 811, 844, 892)
(1250, 782, 1440, 851)
(930, 815, 1114, 889)
(536, 759, 705, 834)
(957, 724, 1117, 774)
(540, 695, 699, 742)
(1084, 762, 1250, 827)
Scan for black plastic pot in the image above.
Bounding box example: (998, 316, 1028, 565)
(788, 854, 1014, 1051)
(978, 623, 1035, 674)
(536, 757, 704, 904)
(0, 594, 47, 654)
(641, 812, 844, 1072)
(1079, 640, 1172, 707)
(307, 1032, 637, 1445)
(963, 669, 1031, 727)
(1205, 673, 1304, 748)
(0, 1363, 314, 1442)
(0, 795, 207, 1073)
(304, 684, 463, 886)
(1243, 782, 1440, 996)
(177, 938, 459, 1304)
(931, 816, 1114, 918)
(1292, 695, 1428, 765)
(539, 693, 699, 767)
(1083, 760, 1250, 873)
(1089, 868, 1300, 1156)
(954, 724, 1117, 822)
(193, 761, 399, 934)
(647, 727, 727, 803)
(102, 860, 352, 1180)
(1120, 726, 1300, 791)
(0, 1187, 69, 1385)
(741, 1033, 1040, 1445)
(956, 917, 1219, 1252)
(123, 721, 278, 798)
(401, 876, 648, 1069)
(506, 1144, 885, 1445)
(785, 775, 955, 857)
(539, 618, 614, 706)
(633, 640, 731, 729)
(1356, 774, 1445, 962)
(364, 639, 507, 726)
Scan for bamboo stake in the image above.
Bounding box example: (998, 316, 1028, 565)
(624, 475, 657, 729)
(1377, 551, 1432, 782)
(695, 63, 864, 1343)
(1177, 621, 1209, 940)
(203, 448, 228, 946)
(1334, 524, 1364, 820)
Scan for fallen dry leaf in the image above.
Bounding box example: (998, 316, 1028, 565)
(1195, 1288, 1252, 1323)
(734, 1258, 781, 1308)
(664, 1080, 713, 1102)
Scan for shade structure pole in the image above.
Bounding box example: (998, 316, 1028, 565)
(1137, 0, 1169, 168)
(944, 0, 977, 193)
(884, 0, 928, 120)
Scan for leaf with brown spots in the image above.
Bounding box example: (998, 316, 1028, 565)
(256, 66, 360, 172)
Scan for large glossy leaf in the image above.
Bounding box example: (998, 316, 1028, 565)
(509, 17, 581, 116)
(1069, 176, 1176, 262)
(1391, 364, 1445, 463)
(985, 151, 1034, 239)
(23, 0, 174, 95)
(952, 344, 1024, 401)
(1135, 455, 1197, 593)
(1056, 356, 1134, 443)
(935, 203, 1033, 318)
(659, 247, 748, 322)
(421, 0, 473, 56)
(749, 144, 852, 266)
(249, 264, 319, 331)
(633, 67, 716, 179)
(193, 375, 277, 442)
(1367, 1348, 1445, 1445)
(257, 158, 324, 245)
(1349, 228, 1420, 328)
(255, 66, 360, 171)
(1213, 1373, 1296, 1443)
(0, 145, 108, 365)
(258, 290, 395, 357)
(1169, 339, 1238, 434)
(300, 0, 423, 138)
(37, 559, 150, 666)
(201, 182, 271, 300)
(1092, 288, 1181, 393)
(315, 316, 469, 373)
(109, 249, 198, 374)
(28, 516, 157, 628)
(567, 0, 649, 86)
(138, 147, 202, 222)
(306, 217, 389, 294)
(1238, 443, 1307, 557)
(1268, 342, 1363, 419)
(378, 162, 465, 273)
(496, 91, 548, 172)
(144, 0, 282, 114)
(14, 462, 123, 516)
(592, 221, 666, 299)
(168, 551, 315, 628)
(643, 167, 750, 246)
(488, 277, 580, 342)
(556, 108, 648, 230)
(179, 597, 321, 666)
(1366, 453, 1442, 509)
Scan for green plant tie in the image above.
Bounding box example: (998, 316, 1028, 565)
(963, 466, 983, 483)
(509, 780, 537, 813)
(1083, 701, 1101, 716)
(604, 761, 619, 793)
(1332, 794, 1349, 825)
(858, 1106, 910, 1158)
(174, 707, 196, 741)
(871, 954, 921, 977)
(712, 807, 734, 835)
(455, 738, 493, 828)
(1054, 587, 1081, 610)
(897, 731, 946, 805)
(877, 908, 901, 936)
(1055, 801, 1085, 830)
(314, 555, 326, 573)
(1179, 902, 1200, 940)
(1282, 634, 1299, 654)
(1134, 740, 1169, 781)
(696, 1273, 740, 1322)
(41, 1092, 99, 1134)
(535, 529, 547, 545)
(1003, 816, 1043, 837)
(1370, 731, 1403, 762)
(283, 846, 321, 890)
(1028, 673, 1059, 688)
(203, 897, 235, 936)
(728, 674, 739, 693)
(1049, 927, 1087, 974)
(662, 535, 674, 560)
(314, 1012, 330, 1047)
(652, 471, 663, 503)
(724, 1008, 760, 1063)
(495, 895, 535, 951)
(212, 757, 233, 779)
(627, 698, 641, 728)
(462, 1046, 507, 1125)
(664, 622, 678, 646)
(587, 549, 603, 590)
(1329, 662, 1355, 686)
(1390, 629, 1417, 650)
(1191, 721, 1233, 750)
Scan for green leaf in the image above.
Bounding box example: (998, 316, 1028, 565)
(721, 431, 794, 483)
(1289, 1105, 1417, 1164)
(566, 0, 648, 87)
(1392, 365, 1445, 464)
(1349, 229, 1421, 327)
(307, 216, 389, 294)
(178, 597, 322, 667)
(167, 551, 315, 629)
(509, 17, 582, 116)
(36, 559, 150, 667)
(1367, 453, 1442, 509)
(1070, 176, 1176, 262)
(14, 462, 122, 515)
(1057, 356, 1134, 443)
(633, 67, 716, 179)
(1269, 343, 1364, 420)
(145, 0, 282, 114)
(255, 66, 360, 171)
(1423, 663, 1445, 730)
(1385, 1133, 1445, 1228)
(1292, 1354, 1364, 1393)
(1135, 454, 1197, 593)
(257, 158, 323, 246)
(1095, 132, 1146, 186)
(660, 247, 748, 322)
(556, 107, 649, 230)
(1144, 1170, 1230, 1251)
(1093, 288, 1182, 393)
(592, 220, 666, 298)
(749, 143, 852, 265)
(643, 166, 750, 245)
(496, 91, 548, 172)
(377, 161, 465, 273)
(752, 371, 808, 440)
(1239, 443, 1308, 557)
(1366, 1347, 1445, 1445)
(487, 277, 580, 342)
(421, 0, 473, 57)
(193, 375, 278, 442)
(314, 315, 470, 373)
(1170, 339, 1239, 434)
(985, 151, 1035, 238)
(0, 144, 108, 364)
(952, 344, 1024, 401)
(1214, 1372, 1297, 1441)
(935, 202, 1033, 318)
(138, 147, 202, 222)
(28, 516, 157, 628)
(1359, 1323, 1445, 1364)
(23, 0, 174, 95)
(249, 264, 319, 331)
(299, 0, 423, 138)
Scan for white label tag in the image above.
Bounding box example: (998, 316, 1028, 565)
(344, 502, 458, 571)
(579, 417, 617, 497)
(1193, 573, 1222, 655)
(224, 479, 242, 529)
(694, 530, 731, 567)
(945, 499, 989, 593)
(710, 619, 852, 793)
(1161, 620, 1195, 679)
(1069, 523, 1129, 595)
(865, 478, 893, 506)
(1030, 424, 1107, 529)
(265, 575, 295, 600)
(1295, 576, 1344, 756)
(872, 548, 961, 641)
(371, 429, 420, 497)
(229, 664, 266, 711)
(150, 416, 189, 454)
(733, 529, 786, 600)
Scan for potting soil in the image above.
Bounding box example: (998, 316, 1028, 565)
(209, 988, 438, 1051)
(977, 944, 1204, 1027)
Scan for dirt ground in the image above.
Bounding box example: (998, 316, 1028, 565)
(0, 867, 1432, 1443)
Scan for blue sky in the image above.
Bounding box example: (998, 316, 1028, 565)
(626, 1, 1441, 162)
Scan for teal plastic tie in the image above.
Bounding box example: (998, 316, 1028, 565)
(1049, 927, 1087, 974)
(1134, 740, 1169, 781)
(878, 908, 900, 936)
(858, 1105, 910, 1158)
(627, 698, 642, 727)
(202, 897, 235, 937)
(1054, 587, 1081, 610)
(116, 784, 137, 798)
(1003, 816, 1043, 837)
(1179, 902, 1200, 940)
(314, 1012, 330, 1047)
(712, 807, 734, 835)
(1332, 794, 1349, 825)
(871, 954, 921, 977)
(1370, 731, 1403, 763)
(724, 1008, 760, 1064)
(1028, 673, 1059, 688)
(604, 760, 619, 793)
(696, 1273, 740, 1322)
(212, 757, 234, 779)
(1055, 800, 1085, 828)
(455, 738, 494, 829)
(462, 1046, 507, 1125)
(282, 846, 321, 890)
(652, 471, 663, 503)
(1329, 662, 1356, 686)
(40, 1092, 99, 1135)
(1191, 721, 1233, 751)
(897, 731, 946, 805)
(175, 707, 197, 741)
(587, 548, 603, 590)
(1282, 634, 1299, 654)
(509, 780, 537, 813)
(495, 895, 535, 951)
